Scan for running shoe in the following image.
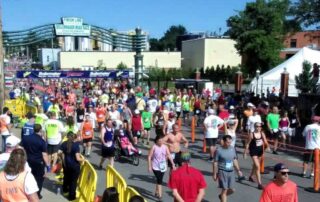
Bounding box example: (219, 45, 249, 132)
(272, 151, 279, 155)
(258, 184, 264, 190)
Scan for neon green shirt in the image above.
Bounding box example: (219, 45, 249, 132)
(142, 111, 152, 128)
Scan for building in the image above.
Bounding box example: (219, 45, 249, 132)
(280, 30, 320, 59)
(38, 48, 61, 69)
(181, 37, 241, 69)
(59, 51, 181, 69)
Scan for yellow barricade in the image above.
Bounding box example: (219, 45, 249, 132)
(106, 166, 127, 202)
(4, 98, 26, 118)
(75, 160, 97, 202)
(125, 186, 146, 202)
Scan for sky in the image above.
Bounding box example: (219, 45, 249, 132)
(2, 0, 255, 38)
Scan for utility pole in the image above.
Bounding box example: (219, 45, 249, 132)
(0, 1, 5, 111)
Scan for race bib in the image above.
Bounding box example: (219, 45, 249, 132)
(85, 131, 91, 136)
(171, 153, 176, 160)
(225, 160, 233, 170)
(105, 141, 113, 147)
(256, 139, 263, 147)
(137, 131, 141, 136)
(272, 129, 279, 133)
(159, 161, 167, 172)
(79, 115, 84, 120)
(196, 110, 200, 114)
(281, 127, 288, 132)
(292, 119, 296, 124)
(98, 114, 104, 118)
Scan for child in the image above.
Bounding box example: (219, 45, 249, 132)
(119, 128, 141, 155)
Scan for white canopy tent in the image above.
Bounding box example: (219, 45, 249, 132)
(249, 47, 320, 97)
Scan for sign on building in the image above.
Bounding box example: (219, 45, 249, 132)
(54, 17, 91, 36)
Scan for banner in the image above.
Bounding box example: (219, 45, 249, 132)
(16, 70, 130, 79)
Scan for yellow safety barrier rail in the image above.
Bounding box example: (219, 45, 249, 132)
(106, 166, 146, 202)
(106, 166, 127, 202)
(4, 98, 26, 118)
(75, 160, 97, 202)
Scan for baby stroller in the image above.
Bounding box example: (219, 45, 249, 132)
(114, 130, 140, 166)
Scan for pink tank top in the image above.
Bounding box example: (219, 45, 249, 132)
(279, 118, 289, 128)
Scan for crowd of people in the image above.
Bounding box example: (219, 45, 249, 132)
(0, 77, 318, 202)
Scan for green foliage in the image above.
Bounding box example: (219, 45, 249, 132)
(290, 0, 320, 28)
(227, 0, 294, 74)
(295, 61, 318, 93)
(149, 25, 187, 51)
(116, 62, 128, 70)
(97, 60, 106, 70)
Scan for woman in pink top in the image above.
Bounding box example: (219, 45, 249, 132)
(279, 111, 290, 148)
(148, 135, 175, 200)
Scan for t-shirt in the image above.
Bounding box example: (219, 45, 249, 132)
(247, 115, 262, 133)
(76, 108, 85, 123)
(303, 123, 320, 150)
(267, 113, 280, 129)
(147, 99, 158, 113)
(1, 171, 39, 195)
(21, 122, 34, 140)
(203, 115, 224, 138)
(260, 180, 298, 202)
(215, 146, 237, 171)
(21, 134, 47, 163)
(44, 119, 65, 145)
(142, 111, 152, 128)
(60, 141, 80, 169)
(168, 164, 207, 202)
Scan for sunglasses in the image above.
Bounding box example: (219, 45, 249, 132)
(281, 172, 290, 176)
(256, 125, 262, 128)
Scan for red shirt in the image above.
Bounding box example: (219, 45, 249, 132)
(168, 164, 207, 202)
(260, 180, 298, 202)
(131, 115, 142, 131)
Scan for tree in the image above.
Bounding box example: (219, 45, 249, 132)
(227, 0, 296, 74)
(295, 61, 318, 93)
(116, 62, 128, 70)
(290, 0, 320, 28)
(149, 38, 163, 51)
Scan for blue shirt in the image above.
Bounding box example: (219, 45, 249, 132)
(60, 141, 81, 169)
(21, 133, 47, 163)
(21, 122, 34, 140)
(43, 100, 52, 113)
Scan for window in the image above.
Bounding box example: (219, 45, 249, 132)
(290, 39, 297, 48)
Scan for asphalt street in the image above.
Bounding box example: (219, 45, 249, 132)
(10, 125, 320, 202)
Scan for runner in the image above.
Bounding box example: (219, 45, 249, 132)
(99, 119, 116, 168)
(0, 107, 12, 152)
(80, 114, 94, 157)
(131, 109, 143, 145)
(162, 124, 188, 168)
(96, 102, 107, 132)
(141, 106, 153, 146)
(163, 112, 176, 136)
(266, 106, 282, 154)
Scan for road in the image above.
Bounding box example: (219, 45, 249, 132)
(10, 125, 320, 201)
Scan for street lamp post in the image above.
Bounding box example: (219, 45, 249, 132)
(256, 69, 260, 96)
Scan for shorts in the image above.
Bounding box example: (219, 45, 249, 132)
(270, 130, 282, 140)
(183, 111, 189, 116)
(144, 127, 151, 131)
(176, 111, 181, 119)
(303, 150, 314, 163)
(47, 144, 60, 155)
(218, 170, 235, 189)
(153, 170, 165, 185)
(132, 131, 141, 138)
(206, 138, 218, 147)
(249, 146, 263, 157)
(101, 145, 115, 158)
(83, 138, 93, 144)
(168, 151, 182, 168)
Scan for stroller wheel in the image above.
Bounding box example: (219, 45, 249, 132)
(132, 154, 139, 166)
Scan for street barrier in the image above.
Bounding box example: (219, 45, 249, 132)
(106, 166, 146, 202)
(202, 138, 207, 153)
(178, 118, 182, 131)
(75, 160, 98, 202)
(260, 145, 269, 174)
(106, 166, 127, 202)
(4, 98, 26, 118)
(191, 117, 195, 142)
(306, 149, 320, 193)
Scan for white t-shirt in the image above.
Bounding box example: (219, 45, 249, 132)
(247, 115, 262, 133)
(4, 171, 39, 195)
(89, 112, 97, 129)
(175, 101, 182, 112)
(44, 119, 65, 145)
(109, 111, 120, 121)
(147, 99, 158, 113)
(203, 115, 224, 138)
(0, 152, 32, 172)
(303, 123, 320, 150)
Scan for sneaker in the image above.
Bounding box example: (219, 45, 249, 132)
(138, 150, 142, 155)
(218, 194, 222, 201)
(302, 173, 308, 178)
(129, 151, 134, 155)
(248, 176, 255, 182)
(258, 184, 264, 190)
(311, 172, 314, 177)
(272, 151, 279, 155)
(238, 176, 246, 182)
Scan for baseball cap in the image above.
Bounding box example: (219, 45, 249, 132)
(274, 163, 289, 172)
(229, 105, 235, 110)
(247, 103, 255, 108)
(6, 135, 21, 148)
(134, 109, 140, 114)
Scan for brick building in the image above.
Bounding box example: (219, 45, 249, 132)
(280, 30, 320, 59)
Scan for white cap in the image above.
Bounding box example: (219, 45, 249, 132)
(229, 105, 235, 110)
(208, 109, 215, 114)
(247, 103, 255, 108)
(134, 109, 140, 114)
(6, 135, 21, 148)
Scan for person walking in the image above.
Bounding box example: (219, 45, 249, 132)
(0, 107, 12, 152)
(99, 119, 116, 168)
(266, 106, 281, 154)
(168, 151, 206, 202)
(0, 148, 39, 202)
(21, 124, 50, 199)
(80, 114, 94, 157)
(142, 106, 153, 146)
(203, 109, 224, 162)
(21, 112, 35, 141)
(59, 131, 84, 201)
(260, 163, 298, 202)
(213, 135, 244, 202)
(148, 135, 175, 200)
(131, 109, 143, 145)
(244, 122, 269, 189)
